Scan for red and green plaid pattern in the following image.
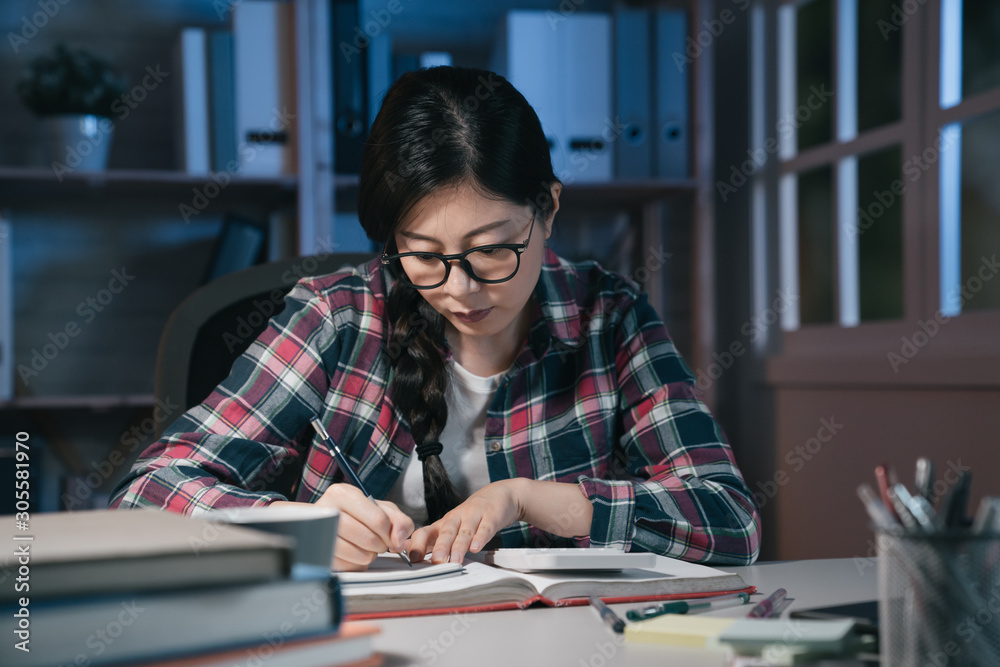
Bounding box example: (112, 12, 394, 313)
(111, 249, 761, 565)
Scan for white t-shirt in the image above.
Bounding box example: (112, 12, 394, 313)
(384, 358, 504, 526)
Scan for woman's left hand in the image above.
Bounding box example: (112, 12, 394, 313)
(406, 478, 526, 564)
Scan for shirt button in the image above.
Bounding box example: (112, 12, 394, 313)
(490, 441, 502, 452)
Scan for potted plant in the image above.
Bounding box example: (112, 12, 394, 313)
(16, 44, 125, 171)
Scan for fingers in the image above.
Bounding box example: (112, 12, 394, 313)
(406, 525, 438, 563)
(318, 484, 416, 570)
(376, 500, 415, 552)
(410, 514, 498, 565)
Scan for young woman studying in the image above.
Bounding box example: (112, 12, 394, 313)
(110, 67, 761, 571)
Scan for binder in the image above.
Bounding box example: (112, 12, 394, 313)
(563, 13, 612, 182)
(207, 29, 237, 173)
(172, 28, 210, 174)
(332, 0, 368, 174)
(614, 7, 653, 179)
(654, 8, 689, 179)
(233, 1, 294, 175)
(493, 11, 612, 182)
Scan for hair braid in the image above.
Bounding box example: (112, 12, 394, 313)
(386, 281, 461, 523)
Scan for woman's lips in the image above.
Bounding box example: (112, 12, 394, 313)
(453, 307, 493, 323)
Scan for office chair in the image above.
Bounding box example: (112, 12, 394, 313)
(153, 253, 373, 437)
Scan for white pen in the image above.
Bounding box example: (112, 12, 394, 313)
(972, 497, 998, 534)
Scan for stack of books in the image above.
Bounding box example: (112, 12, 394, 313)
(0, 509, 380, 667)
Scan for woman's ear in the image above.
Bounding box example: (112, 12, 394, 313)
(544, 182, 562, 240)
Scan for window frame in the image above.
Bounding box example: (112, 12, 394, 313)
(757, 0, 1000, 387)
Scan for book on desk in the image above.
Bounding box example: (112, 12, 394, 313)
(0, 509, 380, 667)
(341, 550, 754, 619)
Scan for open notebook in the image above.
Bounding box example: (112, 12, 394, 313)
(340, 552, 753, 619)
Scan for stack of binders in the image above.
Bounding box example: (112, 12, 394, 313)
(0, 509, 380, 667)
(491, 7, 690, 183)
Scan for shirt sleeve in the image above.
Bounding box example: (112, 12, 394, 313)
(109, 281, 339, 514)
(575, 292, 761, 565)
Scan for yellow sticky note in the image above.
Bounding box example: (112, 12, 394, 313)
(624, 615, 737, 648)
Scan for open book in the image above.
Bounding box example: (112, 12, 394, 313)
(340, 552, 753, 619)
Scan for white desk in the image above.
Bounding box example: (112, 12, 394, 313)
(366, 558, 877, 666)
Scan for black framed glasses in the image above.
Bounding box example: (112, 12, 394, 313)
(381, 213, 536, 290)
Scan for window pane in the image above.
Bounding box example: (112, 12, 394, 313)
(963, 0, 1000, 99)
(796, 0, 834, 150)
(858, 0, 902, 132)
(857, 146, 904, 321)
(798, 165, 835, 324)
(960, 111, 1000, 312)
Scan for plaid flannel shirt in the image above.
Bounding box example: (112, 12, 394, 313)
(111, 248, 761, 564)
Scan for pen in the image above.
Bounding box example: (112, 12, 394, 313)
(747, 588, 787, 618)
(589, 596, 626, 633)
(626, 592, 751, 621)
(857, 483, 900, 530)
(915, 457, 935, 503)
(875, 463, 900, 522)
(310, 417, 412, 567)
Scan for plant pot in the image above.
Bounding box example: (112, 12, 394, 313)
(40, 114, 115, 172)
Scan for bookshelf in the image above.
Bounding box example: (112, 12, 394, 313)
(0, 0, 715, 510)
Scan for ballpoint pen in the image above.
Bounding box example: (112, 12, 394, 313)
(589, 596, 626, 633)
(310, 417, 412, 567)
(747, 588, 787, 618)
(626, 592, 751, 621)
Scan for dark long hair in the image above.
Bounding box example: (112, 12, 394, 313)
(358, 66, 558, 523)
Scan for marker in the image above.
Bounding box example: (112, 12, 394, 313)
(626, 592, 751, 621)
(310, 417, 411, 567)
(589, 596, 626, 633)
(915, 457, 935, 503)
(747, 588, 787, 619)
(857, 483, 900, 531)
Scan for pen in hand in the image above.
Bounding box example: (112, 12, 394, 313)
(310, 417, 412, 568)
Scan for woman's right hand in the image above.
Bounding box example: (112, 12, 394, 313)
(269, 484, 414, 572)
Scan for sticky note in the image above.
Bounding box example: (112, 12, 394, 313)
(624, 615, 737, 648)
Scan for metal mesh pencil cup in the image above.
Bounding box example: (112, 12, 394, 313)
(877, 529, 1000, 666)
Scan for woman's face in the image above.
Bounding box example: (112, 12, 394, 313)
(393, 182, 553, 344)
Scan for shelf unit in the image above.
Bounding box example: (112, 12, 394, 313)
(0, 0, 717, 509)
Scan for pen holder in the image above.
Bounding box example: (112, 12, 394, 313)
(877, 529, 1000, 666)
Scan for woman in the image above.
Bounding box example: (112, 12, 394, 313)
(111, 66, 760, 570)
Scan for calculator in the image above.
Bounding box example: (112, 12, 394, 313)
(483, 548, 657, 572)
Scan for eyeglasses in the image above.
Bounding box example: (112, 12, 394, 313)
(381, 213, 536, 290)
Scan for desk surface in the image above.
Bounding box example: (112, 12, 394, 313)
(366, 558, 878, 666)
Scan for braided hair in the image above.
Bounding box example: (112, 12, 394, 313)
(357, 67, 558, 522)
